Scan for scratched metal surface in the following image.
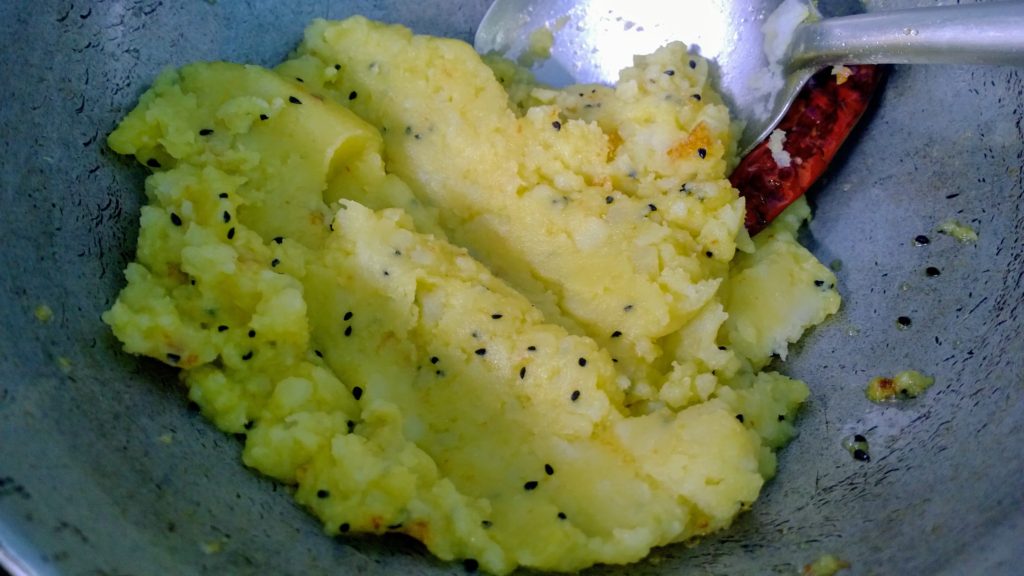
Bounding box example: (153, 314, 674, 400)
(0, 0, 1021, 575)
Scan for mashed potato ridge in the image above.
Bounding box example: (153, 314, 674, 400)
(104, 17, 839, 575)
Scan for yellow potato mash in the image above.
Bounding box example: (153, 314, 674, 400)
(104, 16, 840, 574)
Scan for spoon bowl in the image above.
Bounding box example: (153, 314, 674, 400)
(476, 0, 1024, 155)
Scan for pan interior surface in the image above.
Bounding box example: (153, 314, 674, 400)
(0, 1, 1021, 574)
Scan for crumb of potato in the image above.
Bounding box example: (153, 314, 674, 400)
(802, 554, 850, 576)
(34, 304, 53, 323)
(937, 219, 978, 243)
(866, 370, 935, 403)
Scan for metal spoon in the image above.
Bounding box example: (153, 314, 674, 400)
(476, 0, 1024, 156)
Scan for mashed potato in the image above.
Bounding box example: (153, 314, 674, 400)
(104, 16, 839, 574)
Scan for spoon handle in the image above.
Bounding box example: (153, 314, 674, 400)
(789, 1, 1024, 69)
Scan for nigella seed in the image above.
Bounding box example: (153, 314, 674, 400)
(778, 414, 786, 421)
(218, 192, 229, 199)
(854, 434, 867, 443)
(519, 367, 526, 379)
(199, 128, 214, 136)
(853, 449, 870, 462)
(578, 357, 587, 367)
(544, 464, 554, 476)
(273, 236, 284, 244)
(166, 353, 181, 363)
(697, 147, 707, 159)
(491, 314, 503, 319)
(706, 251, 714, 258)
(814, 280, 825, 287)
(344, 311, 353, 321)
(244, 420, 255, 430)
(271, 258, 280, 268)
(339, 523, 350, 533)
(347, 420, 355, 433)
(241, 351, 253, 361)
(334, 64, 341, 70)
(315, 350, 323, 358)
(146, 158, 161, 168)
(348, 91, 358, 100)
(352, 386, 363, 400)
(475, 348, 487, 356)
(691, 94, 702, 101)
(295, 77, 304, 83)
(605, 195, 614, 204)
(527, 346, 537, 351)
(624, 305, 633, 312)
(344, 325, 352, 337)
(316, 489, 330, 499)
(926, 266, 941, 277)
(897, 316, 913, 329)
(387, 523, 403, 530)
(227, 227, 235, 240)
(570, 390, 580, 402)
(523, 481, 539, 491)
(259, 114, 269, 121)
(648, 203, 657, 212)
(736, 414, 745, 423)
(689, 59, 697, 69)
(430, 356, 439, 364)
(552, 120, 562, 131)
(914, 234, 931, 246)
(248, 329, 256, 338)
(289, 96, 302, 105)
(718, 345, 727, 351)
(223, 211, 231, 223)
(217, 325, 228, 332)
(558, 512, 567, 520)
(170, 212, 182, 226)
(481, 520, 492, 528)
(611, 330, 622, 338)
(664, 69, 675, 76)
